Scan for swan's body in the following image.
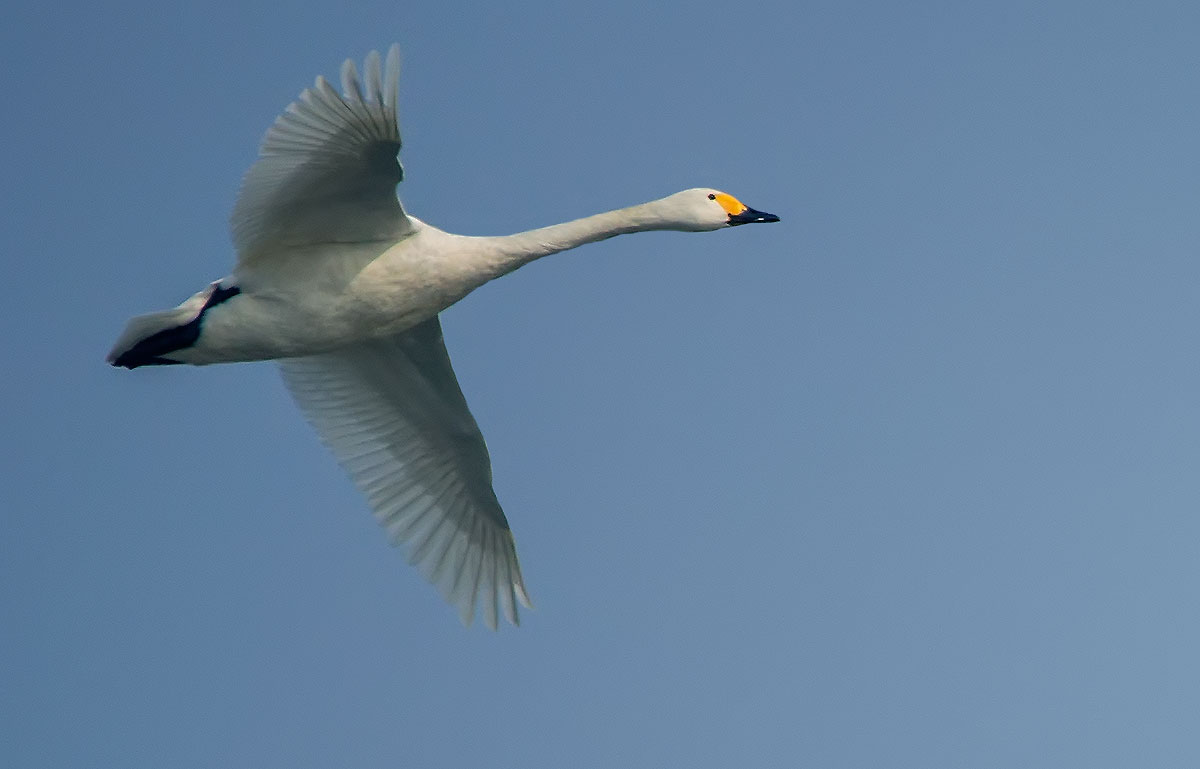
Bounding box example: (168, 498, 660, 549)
(108, 46, 778, 628)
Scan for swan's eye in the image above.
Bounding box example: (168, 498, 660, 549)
(707, 193, 716, 200)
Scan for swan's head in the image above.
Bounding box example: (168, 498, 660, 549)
(660, 188, 780, 232)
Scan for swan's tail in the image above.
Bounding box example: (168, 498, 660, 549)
(107, 283, 240, 369)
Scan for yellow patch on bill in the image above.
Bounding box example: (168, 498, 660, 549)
(713, 193, 747, 216)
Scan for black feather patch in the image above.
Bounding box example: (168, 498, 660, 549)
(112, 284, 241, 369)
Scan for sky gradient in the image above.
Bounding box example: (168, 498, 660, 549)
(4, 1, 1200, 767)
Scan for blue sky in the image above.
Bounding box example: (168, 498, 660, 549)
(4, 1, 1200, 767)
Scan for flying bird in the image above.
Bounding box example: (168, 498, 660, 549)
(108, 45, 779, 629)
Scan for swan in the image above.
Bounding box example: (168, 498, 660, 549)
(108, 45, 779, 629)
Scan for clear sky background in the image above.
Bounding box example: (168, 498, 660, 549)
(4, 1, 1200, 767)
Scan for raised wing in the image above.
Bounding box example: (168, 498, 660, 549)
(278, 318, 532, 629)
(231, 45, 414, 261)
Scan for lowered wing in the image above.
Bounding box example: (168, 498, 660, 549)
(279, 317, 532, 629)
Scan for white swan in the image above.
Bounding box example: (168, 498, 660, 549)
(108, 46, 778, 629)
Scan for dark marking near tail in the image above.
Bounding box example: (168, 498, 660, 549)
(112, 284, 241, 369)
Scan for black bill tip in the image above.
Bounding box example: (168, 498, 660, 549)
(727, 207, 780, 226)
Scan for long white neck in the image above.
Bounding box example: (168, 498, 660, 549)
(463, 196, 697, 283)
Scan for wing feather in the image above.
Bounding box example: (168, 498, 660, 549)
(482, 532, 499, 631)
(278, 317, 531, 629)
